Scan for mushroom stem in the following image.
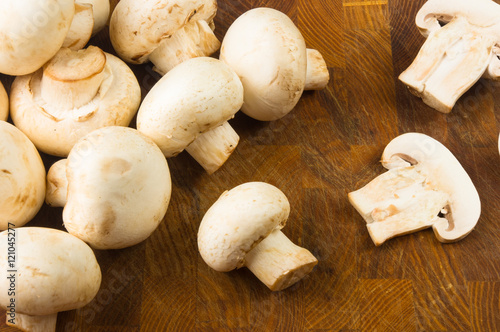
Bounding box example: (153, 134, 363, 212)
(149, 20, 221, 75)
(244, 229, 318, 291)
(41, 46, 107, 110)
(7, 313, 58, 332)
(304, 49, 330, 90)
(63, 2, 94, 50)
(185, 121, 239, 174)
(46, 159, 68, 207)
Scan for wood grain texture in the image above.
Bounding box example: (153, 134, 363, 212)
(2, 0, 500, 331)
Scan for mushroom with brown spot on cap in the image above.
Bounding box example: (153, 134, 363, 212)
(10, 45, 141, 157)
(220, 7, 330, 121)
(110, 0, 220, 75)
(137, 56, 244, 174)
(0, 81, 7, 121)
(198, 182, 318, 291)
(348, 133, 481, 245)
(45, 126, 172, 250)
(0, 227, 101, 332)
(0, 121, 46, 230)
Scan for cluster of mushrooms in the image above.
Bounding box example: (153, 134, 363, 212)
(0, 1, 330, 330)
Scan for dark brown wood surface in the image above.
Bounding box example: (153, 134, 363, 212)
(2, 0, 500, 331)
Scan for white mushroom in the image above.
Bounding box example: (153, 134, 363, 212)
(0, 227, 101, 332)
(84, 0, 110, 35)
(110, 0, 220, 75)
(399, 0, 500, 113)
(348, 133, 481, 245)
(219, 8, 330, 121)
(0, 121, 45, 230)
(0, 81, 7, 121)
(46, 126, 172, 250)
(137, 57, 243, 174)
(10, 46, 141, 157)
(198, 182, 318, 291)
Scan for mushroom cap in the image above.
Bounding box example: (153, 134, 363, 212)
(198, 182, 290, 272)
(0, 81, 7, 121)
(0, 121, 45, 230)
(381, 132, 481, 242)
(10, 47, 141, 157)
(109, 0, 217, 64)
(82, 0, 110, 35)
(220, 7, 307, 121)
(137, 57, 243, 157)
(63, 126, 172, 249)
(0, 0, 75, 75)
(0, 227, 101, 316)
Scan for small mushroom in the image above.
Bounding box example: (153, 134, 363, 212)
(0, 121, 45, 230)
(0, 81, 7, 121)
(399, 0, 500, 113)
(84, 0, 111, 35)
(220, 8, 330, 121)
(110, 0, 220, 75)
(198, 182, 318, 291)
(137, 57, 243, 174)
(10, 45, 141, 157)
(45, 126, 172, 249)
(0, 227, 101, 332)
(348, 133, 481, 245)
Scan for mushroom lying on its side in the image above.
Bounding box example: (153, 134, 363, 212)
(110, 0, 220, 75)
(137, 57, 244, 174)
(348, 133, 481, 245)
(220, 8, 330, 121)
(11, 46, 141, 157)
(0, 227, 101, 332)
(0, 81, 7, 121)
(198, 182, 318, 291)
(46, 126, 172, 249)
(0, 122, 45, 230)
(399, 0, 500, 113)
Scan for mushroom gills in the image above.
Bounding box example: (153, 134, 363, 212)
(8, 313, 57, 332)
(399, 16, 495, 113)
(349, 166, 450, 246)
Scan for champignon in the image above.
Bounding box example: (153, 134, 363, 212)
(0, 121, 45, 230)
(137, 57, 243, 174)
(399, 0, 500, 113)
(110, 0, 220, 75)
(0, 227, 101, 332)
(45, 126, 172, 249)
(348, 133, 481, 245)
(219, 8, 330, 121)
(84, 0, 110, 35)
(198, 182, 318, 291)
(0, 81, 7, 121)
(10, 45, 141, 157)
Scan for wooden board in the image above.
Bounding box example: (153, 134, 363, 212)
(2, 0, 500, 331)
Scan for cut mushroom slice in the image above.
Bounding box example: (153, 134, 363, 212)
(137, 57, 243, 174)
(110, 0, 220, 75)
(10, 46, 141, 157)
(348, 133, 481, 245)
(399, 0, 500, 113)
(198, 182, 318, 291)
(0, 227, 101, 332)
(0, 122, 46, 230)
(220, 8, 329, 121)
(46, 126, 172, 250)
(0, 81, 7, 121)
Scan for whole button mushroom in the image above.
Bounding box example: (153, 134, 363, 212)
(137, 57, 244, 174)
(10, 46, 141, 157)
(198, 182, 318, 291)
(349, 133, 481, 245)
(399, 0, 500, 113)
(0, 81, 7, 121)
(0, 227, 101, 332)
(45, 126, 172, 249)
(110, 0, 220, 75)
(0, 121, 45, 230)
(220, 8, 330, 121)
